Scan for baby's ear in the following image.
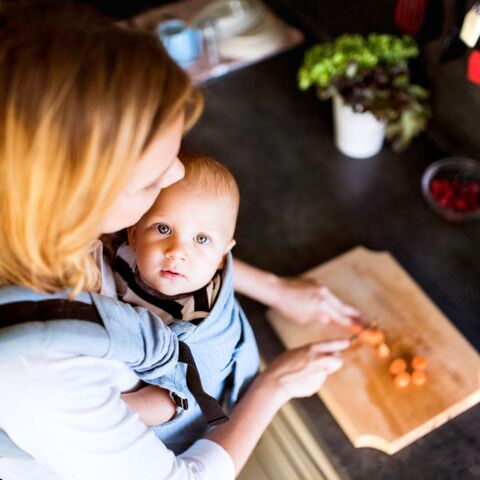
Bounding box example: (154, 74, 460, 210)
(217, 239, 236, 269)
(226, 239, 236, 252)
(127, 226, 137, 251)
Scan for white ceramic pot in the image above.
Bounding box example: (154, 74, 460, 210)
(332, 94, 386, 159)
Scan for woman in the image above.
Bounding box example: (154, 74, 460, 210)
(0, 4, 355, 479)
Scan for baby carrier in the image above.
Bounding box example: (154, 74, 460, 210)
(0, 255, 259, 457)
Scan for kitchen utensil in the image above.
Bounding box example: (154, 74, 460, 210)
(468, 49, 480, 83)
(440, 0, 468, 63)
(394, 0, 427, 36)
(460, 2, 480, 47)
(196, 17, 220, 67)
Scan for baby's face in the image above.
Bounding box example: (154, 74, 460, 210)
(129, 183, 236, 296)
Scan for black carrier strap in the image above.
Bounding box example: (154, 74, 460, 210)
(178, 342, 229, 426)
(0, 299, 103, 326)
(113, 257, 184, 320)
(0, 300, 228, 426)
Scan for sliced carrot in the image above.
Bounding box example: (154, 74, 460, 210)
(374, 330, 385, 345)
(412, 355, 428, 371)
(394, 371, 411, 388)
(389, 357, 407, 375)
(411, 370, 427, 386)
(350, 323, 364, 335)
(377, 343, 390, 359)
(359, 329, 385, 346)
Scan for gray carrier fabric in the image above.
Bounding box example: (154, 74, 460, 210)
(0, 287, 179, 459)
(0, 254, 259, 458)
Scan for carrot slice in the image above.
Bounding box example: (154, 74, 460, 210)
(412, 370, 427, 386)
(377, 343, 390, 359)
(389, 357, 407, 375)
(394, 371, 411, 388)
(359, 329, 385, 346)
(412, 355, 428, 371)
(350, 323, 364, 335)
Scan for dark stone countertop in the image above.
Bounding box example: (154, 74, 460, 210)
(182, 46, 480, 480)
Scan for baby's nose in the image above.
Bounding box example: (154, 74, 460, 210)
(164, 239, 187, 261)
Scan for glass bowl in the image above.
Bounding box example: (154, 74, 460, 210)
(421, 157, 480, 222)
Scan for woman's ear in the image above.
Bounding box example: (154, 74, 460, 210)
(127, 226, 137, 251)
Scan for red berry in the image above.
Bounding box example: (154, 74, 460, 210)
(430, 178, 480, 213)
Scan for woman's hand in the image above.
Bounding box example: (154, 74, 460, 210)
(257, 339, 350, 405)
(206, 339, 350, 473)
(272, 276, 363, 327)
(233, 258, 363, 328)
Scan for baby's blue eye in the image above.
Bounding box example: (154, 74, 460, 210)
(195, 234, 210, 245)
(155, 224, 171, 235)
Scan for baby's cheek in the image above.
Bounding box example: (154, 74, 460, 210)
(145, 237, 165, 258)
(136, 244, 161, 274)
(201, 252, 223, 277)
(185, 255, 209, 283)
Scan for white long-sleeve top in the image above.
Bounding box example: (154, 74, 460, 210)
(0, 350, 235, 480)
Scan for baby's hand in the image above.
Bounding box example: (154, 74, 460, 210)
(121, 385, 176, 426)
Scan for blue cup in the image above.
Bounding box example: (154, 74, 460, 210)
(156, 19, 202, 68)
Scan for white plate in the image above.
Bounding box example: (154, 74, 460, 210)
(218, 12, 286, 60)
(192, 0, 265, 39)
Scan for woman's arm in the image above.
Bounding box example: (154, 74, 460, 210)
(119, 340, 347, 474)
(233, 257, 363, 327)
(0, 352, 234, 480)
(0, 339, 349, 480)
(207, 339, 349, 474)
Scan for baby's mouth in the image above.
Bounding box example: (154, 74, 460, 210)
(160, 269, 185, 280)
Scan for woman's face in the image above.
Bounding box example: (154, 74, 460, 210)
(101, 115, 185, 234)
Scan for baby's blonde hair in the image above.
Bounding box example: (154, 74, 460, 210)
(0, 3, 203, 295)
(178, 153, 240, 221)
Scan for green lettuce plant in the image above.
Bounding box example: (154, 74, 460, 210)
(298, 34, 430, 151)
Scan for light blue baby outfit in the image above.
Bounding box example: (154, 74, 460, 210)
(110, 250, 260, 453)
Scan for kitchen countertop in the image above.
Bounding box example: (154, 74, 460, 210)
(182, 44, 480, 479)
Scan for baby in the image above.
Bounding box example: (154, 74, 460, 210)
(112, 153, 260, 453)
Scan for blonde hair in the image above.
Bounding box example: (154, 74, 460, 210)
(0, 3, 203, 295)
(178, 153, 240, 219)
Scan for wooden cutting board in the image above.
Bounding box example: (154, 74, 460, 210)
(266, 246, 480, 455)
